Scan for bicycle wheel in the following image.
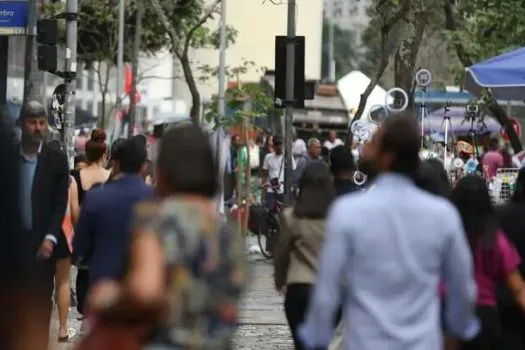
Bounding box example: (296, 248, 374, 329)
(258, 213, 280, 259)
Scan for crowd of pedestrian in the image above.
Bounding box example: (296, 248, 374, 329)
(273, 113, 525, 350)
(3, 99, 525, 350)
(0, 101, 246, 350)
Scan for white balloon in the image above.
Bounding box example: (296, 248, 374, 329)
(415, 69, 432, 87)
(385, 87, 409, 113)
(353, 170, 367, 186)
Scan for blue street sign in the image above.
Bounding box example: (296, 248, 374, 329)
(0, 1, 28, 36)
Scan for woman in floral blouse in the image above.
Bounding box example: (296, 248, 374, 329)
(87, 125, 247, 349)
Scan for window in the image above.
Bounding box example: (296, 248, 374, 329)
(86, 101, 94, 114)
(139, 106, 147, 121)
(76, 73, 83, 89)
(87, 70, 95, 91)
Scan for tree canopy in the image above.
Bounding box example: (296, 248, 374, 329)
(150, 0, 237, 124)
(445, 0, 525, 67)
(40, 0, 174, 67)
(350, 0, 524, 149)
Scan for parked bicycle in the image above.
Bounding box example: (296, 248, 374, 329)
(258, 182, 284, 259)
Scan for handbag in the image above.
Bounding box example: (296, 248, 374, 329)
(269, 156, 284, 189)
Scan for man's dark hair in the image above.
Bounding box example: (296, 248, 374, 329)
(110, 138, 127, 161)
(379, 113, 420, 177)
(132, 134, 147, 149)
(158, 125, 218, 198)
(415, 159, 452, 199)
(330, 145, 355, 176)
(19, 100, 46, 121)
(294, 160, 336, 219)
(114, 138, 147, 174)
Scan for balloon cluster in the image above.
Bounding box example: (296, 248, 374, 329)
(350, 87, 410, 186)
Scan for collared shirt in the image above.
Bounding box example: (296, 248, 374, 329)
(19, 142, 42, 231)
(299, 173, 479, 350)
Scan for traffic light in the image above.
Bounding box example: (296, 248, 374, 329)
(274, 36, 306, 108)
(37, 19, 59, 73)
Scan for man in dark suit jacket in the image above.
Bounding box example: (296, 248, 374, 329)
(74, 137, 153, 288)
(18, 101, 69, 344)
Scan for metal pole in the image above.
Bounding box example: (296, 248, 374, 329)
(115, 0, 125, 136)
(328, 17, 335, 82)
(0, 37, 8, 114)
(216, 0, 227, 215)
(63, 0, 78, 168)
(283, 0, 295, 205)
(218, 0, 226, 118)
(23, 0, 42, 104)
(127, 1, 143, 138)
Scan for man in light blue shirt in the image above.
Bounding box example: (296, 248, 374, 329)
(299, 114, 478, 350)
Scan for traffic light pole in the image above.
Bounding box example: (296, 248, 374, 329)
(283, 0, 296, 205)
(23, 0, 41, 104)
(62, 0, 77, 167)
(127, 0, 143, 138)
(0, 37, 8, 112)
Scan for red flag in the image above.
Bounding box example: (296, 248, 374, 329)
(124, 63, 132, 94)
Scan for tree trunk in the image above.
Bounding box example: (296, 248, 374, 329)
(100, 94, 107, 129)
(393, 0, 426, 107)
(345, 0, 411, 144)
(179, 53, 201, 125)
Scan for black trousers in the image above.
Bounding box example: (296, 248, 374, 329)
(284, 283, 341, 350)
(461, 305, 501, 350)
(76, 268, 90, 315)
(499, 306, 525, 350)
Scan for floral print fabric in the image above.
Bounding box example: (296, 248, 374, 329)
(134, 198, 247, 349)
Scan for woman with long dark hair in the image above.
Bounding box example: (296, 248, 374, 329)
(452, 175, 525, 350)
(274, 160, 337, 349)
(498, 167, 525, 350)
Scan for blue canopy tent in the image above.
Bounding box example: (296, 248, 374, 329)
(464, 47, 525, 100)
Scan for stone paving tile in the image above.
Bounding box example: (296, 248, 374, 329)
(50, 239, 293, 349)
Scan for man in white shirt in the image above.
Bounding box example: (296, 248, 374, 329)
(323, 130, 344, 150)
(261, 136, 295, 210)
(300, 113, 478, 350)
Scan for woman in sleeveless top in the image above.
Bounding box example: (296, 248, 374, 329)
(70, 129, 110, 325)
(54, 175, 79, 342)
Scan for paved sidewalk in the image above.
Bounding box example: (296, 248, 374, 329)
(233, 255, 293, 349)
(51, 245, 293, 349)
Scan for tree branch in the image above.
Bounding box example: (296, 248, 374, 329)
(443, 0, 472, 67)
(149, 0, 182, 54)
(183, 0, 221, 56)
(346, 0, 411, 145)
